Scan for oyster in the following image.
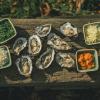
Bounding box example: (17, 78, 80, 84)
(29, 35, 42, 55)
(16, 56, 33, 76)
(47, 34, 72, 51)
(56, 53, 75, 68)
(36, 48, 55, 70)
(13, 37, 27, 55)
(60, 22, 78, 37)
(35, 24, 51, 37)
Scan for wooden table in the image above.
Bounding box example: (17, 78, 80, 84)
(0, 18, 100, 90)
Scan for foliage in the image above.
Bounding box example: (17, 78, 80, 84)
(0, 0, 99, 18)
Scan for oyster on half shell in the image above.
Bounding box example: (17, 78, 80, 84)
(47, 34, 72, 51)
(35, 24, 51, 37)
(36, 48, 55, 70)
(28, 35, 42, 55)
(60, 22, 78, 37)
(13, 38, 27, 55)
(16, 56, 33, 77)
(56, 53, 75, 68)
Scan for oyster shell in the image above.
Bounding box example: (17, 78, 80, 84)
(56, 53, 75, 68)
(29, 35, 42, 55)
(13, 37, 27, 55)
(35, 24, 51, 37)
(16, 56, 33, 76)
(36, 48, 55, 70)
(47, 34, 72, 51)
(60, 22, 78, 37)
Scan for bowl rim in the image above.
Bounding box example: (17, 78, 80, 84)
(0, 18, 17, 44)
(76, 49, 99, 72)
(83, 21, 100, 45)
(0, 45, 12, 69)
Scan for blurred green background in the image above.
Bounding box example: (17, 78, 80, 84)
(0, 0, 100, 18)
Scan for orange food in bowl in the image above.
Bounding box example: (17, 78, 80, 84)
(78, 52, 95, 69)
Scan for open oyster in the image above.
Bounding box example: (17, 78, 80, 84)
(60, 22, 78, 37)
(47, 34, 72, 51)
(13, 37, 27, 55)
(36, 48, 55, 70)
(56, 53, 75, 68)
(29, 35, 42, 55)
(35, 24, 51, 37)
(16, 56, 33, 77)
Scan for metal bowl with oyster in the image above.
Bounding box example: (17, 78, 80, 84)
(56, 52, 75, 68)
(36, 48, 55, 70)
(13, 37, 27, 55)
(35, 24, 51, 37)
(47, 33, 72, 51)
(28, 35, 42, 55)
(0, 46, 12, 69)
(60, 22, 78, 37)
(16, 56, 33, 77)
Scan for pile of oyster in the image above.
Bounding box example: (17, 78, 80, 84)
(12, 23, 77, 77)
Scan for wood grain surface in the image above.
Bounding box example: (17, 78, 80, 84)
(0, 18, 100, 89)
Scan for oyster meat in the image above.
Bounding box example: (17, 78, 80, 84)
(13, 37, 27, 55)
(29, 35, 42, 55)
(16, 56, 33, 76)
(36, 48, 55, 70)
(35, 24, 51, 37)
(47, 34, 72, 51)
(56, 53, 75, 68)
(60, 22, 78, 37)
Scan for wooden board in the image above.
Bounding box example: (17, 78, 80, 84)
(0, 18, 100, 89)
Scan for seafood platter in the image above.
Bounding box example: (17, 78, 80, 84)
(0, 18, 100, 79)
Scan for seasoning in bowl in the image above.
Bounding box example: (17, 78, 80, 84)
(0, 18, 17, 44)
(76, 49, 99, 72)
(0, 46, 12, 69)
(78, 53, 94, 70)
(83, 22, 100, 45)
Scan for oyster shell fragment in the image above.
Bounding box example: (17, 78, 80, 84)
(16, 56, 33, 76)
(28, 35, 42, 55)
(56, 53, 75, 68)
(36, 48, 55, 70)
(13, 37, 27, 55)
(35, 24, 51, 37)
(60, 22, 78, 37)
(47, 34, 72, 51)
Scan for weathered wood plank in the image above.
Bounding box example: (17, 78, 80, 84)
(0, 18, 100, 89)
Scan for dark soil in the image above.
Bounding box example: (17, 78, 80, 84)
(0, 87, 100, 100)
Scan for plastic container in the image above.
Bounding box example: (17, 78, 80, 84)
(76, 49, 99, 72)
(0, 45, 12, 69)
(0, 18, 17, 44)
(83, 22, 100, 45)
